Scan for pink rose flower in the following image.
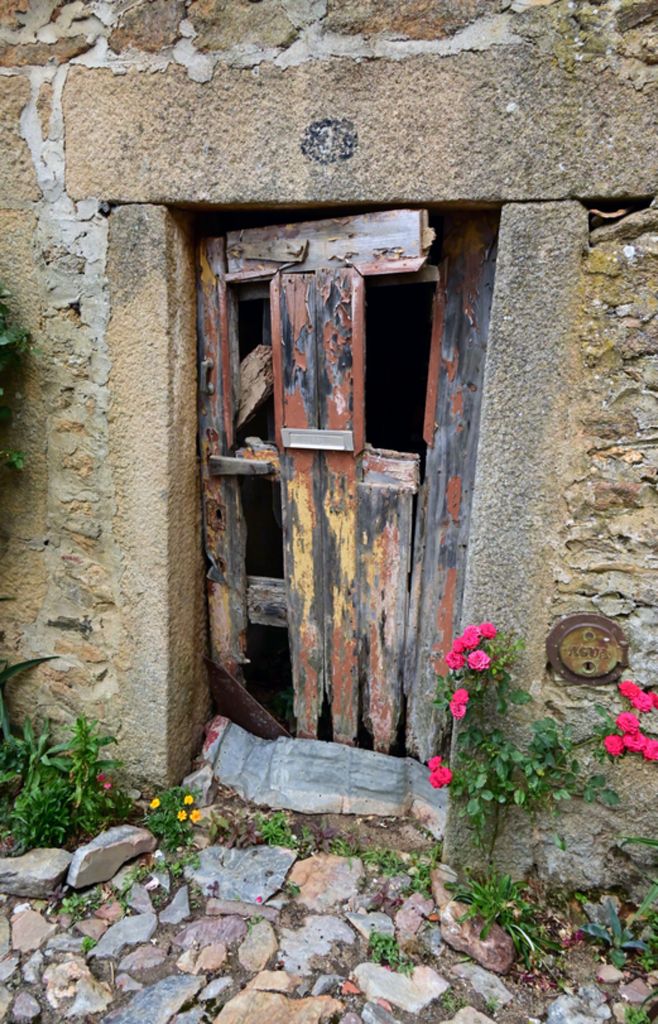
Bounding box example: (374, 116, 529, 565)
(479, 622, 497, 639)
(652, 692, 658, 709)
(103, 782, 112, 790)
(467, 650, 491, 672)
(623, 731, 647, 753)
(445, 650, 466, 671)
(631, 691, 654, 713)
(428, 755, 443, 771)
(619, 680, 640, 700)
(255, 896, 263, 904)
(616, 711, 640, 734)
(449, 700, 468, 719)
(452, 688, 469, 704)
(429, 766, 453, 789)
(643, 739, 658, 761)
(460, 625, 481, 650)
(603, 734, 625, 757)
(451, 637, 466, 655)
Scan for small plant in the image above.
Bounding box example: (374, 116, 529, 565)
(66, 716, 131, 836)
(0, 657, 53, 743)
(439, 992, 468, 1015)
(283, 880, 301, 898)
(582, 899, 647, 969)
(56, 887, 102, 923)
(145, 788, 201, 851)
(404, 845, 443, 897)
(625, 1007, 651, 1024)
(329, 835, 361, 859)
(368, 930, 413, 975)
(11, 776, 73, 850)
(485, 996, 500, 1015)
(449, 869, 556, 967)
(168, 851, 200, 879)
(361, 848, 407, 876)
(256, 811, 297, 849)
(81, 936, 97, 954)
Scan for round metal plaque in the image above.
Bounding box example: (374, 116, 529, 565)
(546, 613, 629, 685)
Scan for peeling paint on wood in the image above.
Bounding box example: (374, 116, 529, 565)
(358, 450, 418, 752)
(197, 239, 247, 678)
(405, 212, 499, 761)
(226, 210, 433, 281)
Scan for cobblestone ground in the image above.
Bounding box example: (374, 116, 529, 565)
(0, 801, 653, 1024)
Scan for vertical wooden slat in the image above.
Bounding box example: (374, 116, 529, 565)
(275, 273, 325, 738)
(405, 213, 499, 761)
(197, 239, 247, 677)
(358, 474, 415, 753)
(316, 269, 363, 745)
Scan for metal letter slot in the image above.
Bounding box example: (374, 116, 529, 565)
(281, 428, 354, 451)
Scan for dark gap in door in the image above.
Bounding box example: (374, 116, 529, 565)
(236, 290, 294, 733)
(364, 281, 435, 480)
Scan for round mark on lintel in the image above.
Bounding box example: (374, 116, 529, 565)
(300, 118, 358, 165)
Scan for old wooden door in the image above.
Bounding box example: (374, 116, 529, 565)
(198, 209, 498, 758)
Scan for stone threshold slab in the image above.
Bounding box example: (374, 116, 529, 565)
(204, 717, 446, 838)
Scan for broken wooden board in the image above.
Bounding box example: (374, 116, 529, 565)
(197, 238, 247, 677)
(404, 212, 499, 762)
(236, 344, 274, 430)
(273, 273, 326, 739)
(226, 210, 434, 281)
(209, 455, 275, 476)
(247, 575, 287, 628)
(358, 451, 418, 753)
(317, 269, 363, 746)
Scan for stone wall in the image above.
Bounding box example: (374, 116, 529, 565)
(0, 0, 656, 875)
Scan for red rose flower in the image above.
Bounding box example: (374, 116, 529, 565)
(619, 680, 641, 700)
(445, 650, 466, 671)
(467, 650, 491, 672)
(616, 711, 640, 734)
(479, 622, 497, 639)
(460, 626, 481, 650)
(643, 739, 658, 761)
(623, 731, 647, 753)
(603, 734, 625, 757)
(631, 691, 654, 713)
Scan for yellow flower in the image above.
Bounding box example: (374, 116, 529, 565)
(190, 809, 202, 824)
(177, 810, 188, 822)
(183, 794, 194, 806)
(149, 798, 161, 810)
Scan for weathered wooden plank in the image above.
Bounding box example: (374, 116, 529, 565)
(235, 440, 280, 479)
(274, 272, 325, 739)
(207, 658, 290, 740)
(197, 238, 247, 677)
(209, 455, 276, 476)
(404, 212, 499, 761)
(358, 472, 416, 753)
(423, 262, 447, 446)
(236, 344, 273, 430)
(316, 268, 363, 746)
(361, 447, 420, 491)
(247, 576, 287, 628)
(226, 210, 433, 280)
(368, 265, 440, 288)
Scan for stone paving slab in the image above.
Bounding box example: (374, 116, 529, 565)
(212, 722, 446, 836)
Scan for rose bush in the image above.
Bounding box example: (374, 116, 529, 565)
(428, 621, 619, 850)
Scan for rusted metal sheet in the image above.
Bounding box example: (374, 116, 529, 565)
(404, 212, 499, 761)
(358, 451, 418, 753)
(197, 239, 247, 678)
(206, 658, 290, 740)
(274, 273, 325, 739)
(226, 210, 433, 281)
